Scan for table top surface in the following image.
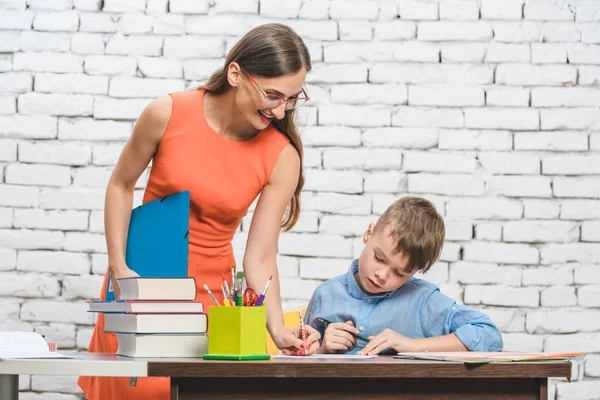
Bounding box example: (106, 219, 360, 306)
(0, 352, 573, 379)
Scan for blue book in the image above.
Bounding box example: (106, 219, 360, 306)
(105, 190, 190, 302)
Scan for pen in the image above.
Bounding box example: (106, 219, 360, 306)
(254, 274, 273, 307)
(316, 317, 370, 342)
(203, 284, 220, 306)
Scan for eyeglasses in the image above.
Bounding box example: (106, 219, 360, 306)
(243, 71, 310, 110)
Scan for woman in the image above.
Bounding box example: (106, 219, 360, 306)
(78, 23, 321, 400)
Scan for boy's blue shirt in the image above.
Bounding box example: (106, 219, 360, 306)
(304, 259, 503, 354)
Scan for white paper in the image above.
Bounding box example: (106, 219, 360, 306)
(272, 354, 378, 359)
(0, 331, 72, 360)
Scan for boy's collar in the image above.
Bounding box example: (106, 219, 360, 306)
(347, 259, 396, 300)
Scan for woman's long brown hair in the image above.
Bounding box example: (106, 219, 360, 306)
(200, 23, 311, 231)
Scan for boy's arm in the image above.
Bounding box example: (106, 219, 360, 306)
(303, 289, 325, 346)
(420, 289, 504, 352)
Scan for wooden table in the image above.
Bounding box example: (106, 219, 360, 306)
(0, 353, 571, 400)
(150, 356, 571, 400)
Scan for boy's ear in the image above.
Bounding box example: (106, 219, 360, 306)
(362, 222, 375, 244)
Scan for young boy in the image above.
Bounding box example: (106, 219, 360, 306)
(304, 196, 503, 355)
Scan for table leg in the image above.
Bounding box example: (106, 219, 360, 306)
(0, 374, 19, 400)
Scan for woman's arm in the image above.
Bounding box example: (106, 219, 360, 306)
(105, 96, 172, 298)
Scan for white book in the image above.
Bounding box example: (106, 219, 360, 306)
(116, 333, 208, 358)
(104, 313, 207, 334)
(0, 332, 71, 360)
(118, 277, 197, 301)
(87, 300, 204, 314)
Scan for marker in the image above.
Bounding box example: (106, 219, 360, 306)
(254, 274, 273, 307)
(316, 317, 370, 342)
(203, 284, 220, 306)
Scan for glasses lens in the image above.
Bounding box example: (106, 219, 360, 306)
(286, 98, 308, 110)
(263, 95, 284, 109)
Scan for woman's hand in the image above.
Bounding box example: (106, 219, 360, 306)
(272, 325, 320, 356)
(357, 328, 417, 355)
(320, 321, 359, 354)
(109, 265, 139, 300)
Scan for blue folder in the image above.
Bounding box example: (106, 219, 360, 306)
(105, 190, 190, 302)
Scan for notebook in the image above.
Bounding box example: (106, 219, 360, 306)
(105, 191, 190, 302)
(394, 351, 584, 364)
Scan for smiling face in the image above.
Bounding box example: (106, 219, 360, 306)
(227, 62, 307, 130)
(356, 223, 416, 296)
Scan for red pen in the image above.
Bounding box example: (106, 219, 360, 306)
(298, 308, 307, 356)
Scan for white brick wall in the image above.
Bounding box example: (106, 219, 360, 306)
(1, 0, 600, 398)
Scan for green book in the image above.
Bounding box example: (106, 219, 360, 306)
(203, 354, 271, 361)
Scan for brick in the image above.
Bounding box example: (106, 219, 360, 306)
(545, 333, 600, 353)
(20, 138, 92, 168)
(582, 221, 600, 242)
(0, 73, 32, 93)
(582, 24, 600, 44)
(21, 299, 92, 324)
(0, 185, 39, 207)
(474, 222, 501, 240)
(79, 13, 117, 32)
(544, 155, 600, 175)
(446, 198, 522, 219)
(1, 0, 26, 9)
(105, 33, 163, 57)
(403, 151, 476, 173)
(0, 228, 64, 249)
(164, 36, 223, 59)
(451, 261, 521, 285)
(328, 84, 408, 105)
(302, 192, 371, 215)
(0, 272, 60, 298)
(531, 43, 567, 63)
(408, 173, 484, 196)
(20, 31, 70, 52)
(280, 278, 322, 301)
(35, 73, 108, 95)
(89, 210, 103, 233)
(0, 248, 17, 270)
(524, 1, 574, 20)
(299, 0, 329, 20)
(64, 231, 106, 252)
(59, 118, 131, 141)
(481, 0, 523, 19)
(419, 21, 492, 41)
(439, 129, 512, 150)
(92, 144, 123, 165)
(73, 166, 116, 188)
(323, 148, 402, 170)
(304, 169, 362, 194)
(170, 0, 209, 13)
(488, 176, 552, 198)
(465, 108, 539, 130)
(364, 171, 407, 193)
(440, 43, 487, 62)
(562, 201, 600, 220)
(340, 21, 373, 40)
(370, 63, 494, 84)
(527, 309, 600, 333)
(479, 153, 540, 175)
(18, 251, 90, 275)
(523, 200, 560, 219)
(284, 20, 339, 41)
(40, 188, 105, 210)
(330, 0, 378, 20)
(63, 274, 104, 299)
(33, 11, 79, 32)
(440, 0, 479, 20)
(0, 55, 12, 72)
(6, 163, 71, 187)
(541, 243, 600, 264)
(504, 221, 579, 242)
(0, 10, 33, 29)
(502, 333, 544, 352)
(182, 59, 223, 80)
(439, 242, 460, 262)
(308, 64, 367, 83)
(362, 128, 438, 149)
(302, 126, 361, 147)
(464, 241, 539, 264)
(146, 0, 168, 13)
(541, 108, 600, 130)
(392, 107, 463, 128)
(492, 21, 541, 42)
(14, 209, 88, 231)
(304, 148, 321, 168)
(152, 14, 185, 35)
(409, 85, 484, 106)
(580, 66, 600, 85)
(319, 215, 375, 236)
(554, 177, 600, 198)
(485, 87, 530, 107)
(397, 0, 438, 20)
(522, 265, 573, 286)
(485, 42, 530, 62)
(372, 21, 416, 40)
(373, 194, 445, 217)
(93, 97, 152, 120)
(464, 285, 539, 307)
(19, 93, 93, 117)
(540, 22, 581, 42)
(320, 105, 389, 127)
(485, 308, 525, 332)
(0, 207, 13, 228)
(496, 64, 576, 85)
(279, 233, 352, 258)
(109, 77, 184, 98)
(0, 97, 16, 114)
(119, 13, 152, 34)
(540, 286, 577, 307)
(214, 0, 256, 15)
(568, 43, 600, 64)
(443, 220, 472, 241)
(300, 257, 353, 280)
(91, 253, 108, 275)
(579, 286, 600, 307)
(533, 87, 600, 107)
(103, 0, 144, 12)
(84, 55, 137, 76)
(71, 32, 105, 54)
(515, 131, 588, 151)
(185, 15, 262, 36)
(14, 52, 82, 73)
(416, 261, 449, 284)
(35, 323, 76, 349)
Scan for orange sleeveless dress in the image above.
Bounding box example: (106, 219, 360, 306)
(78, 90, 289, 400)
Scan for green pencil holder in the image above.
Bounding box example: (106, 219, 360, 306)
(208, 305, 267, 356)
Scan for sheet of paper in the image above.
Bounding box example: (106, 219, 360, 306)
(394, 351, 584, 363)
(272, 354, 378, 359)
(0, 331, 73, 360)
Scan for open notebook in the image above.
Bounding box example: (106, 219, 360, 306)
(0, 332, 72, 360)
(394, 351, 584, 364)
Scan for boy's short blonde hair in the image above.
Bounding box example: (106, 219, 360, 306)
(373, 196, 445, 274)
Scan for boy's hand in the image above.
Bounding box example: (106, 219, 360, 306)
(357, 328, 416, 355)
(320, 321, 359, 354)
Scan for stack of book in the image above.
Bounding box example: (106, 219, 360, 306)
(88, 276, 207, 358)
